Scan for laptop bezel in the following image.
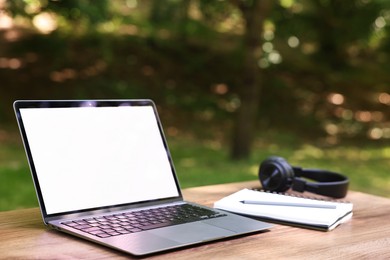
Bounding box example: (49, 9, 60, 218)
(13, 99, 184, 223)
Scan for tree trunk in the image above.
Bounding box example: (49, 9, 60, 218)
(231, 0, 272, 160)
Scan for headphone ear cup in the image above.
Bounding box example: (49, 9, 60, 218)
(258, 157, 294, 192)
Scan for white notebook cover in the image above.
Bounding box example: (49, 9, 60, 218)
(214, 189, 353, 231)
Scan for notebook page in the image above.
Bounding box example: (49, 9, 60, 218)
(214, 189, 353, 227)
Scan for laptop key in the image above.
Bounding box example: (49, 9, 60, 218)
(128, 228, 142, 233)
(107, 232, 121, 236)
(96, 233, 111, 238)
(89, 230, 105, 235)
(74, 224, 91, 230)
(82, 227, 101, 233)
(63, 221, 78, 227)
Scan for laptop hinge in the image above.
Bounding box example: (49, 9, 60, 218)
(45, 197, 184, 223)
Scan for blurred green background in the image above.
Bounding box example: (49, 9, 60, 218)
(0, 0, 389, 211)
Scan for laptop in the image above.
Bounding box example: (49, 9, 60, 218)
(13, 99, 272, 256)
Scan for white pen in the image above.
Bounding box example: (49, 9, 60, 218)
(240, 200, 337, 209)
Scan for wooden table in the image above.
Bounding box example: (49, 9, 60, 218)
(1, 181, 389, 259)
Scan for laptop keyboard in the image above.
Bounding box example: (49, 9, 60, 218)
(62, 204, 227, 238)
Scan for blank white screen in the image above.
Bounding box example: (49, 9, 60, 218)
(20, 105, 179, 214)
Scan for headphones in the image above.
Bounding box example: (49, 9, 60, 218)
(258, 156, 349, 198)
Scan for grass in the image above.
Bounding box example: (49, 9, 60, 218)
(169, 136, 390, 197)
(1, 130, 389, 212)
(0, 137, 40, 211)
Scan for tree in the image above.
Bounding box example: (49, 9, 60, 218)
(231, 0, 273, 159)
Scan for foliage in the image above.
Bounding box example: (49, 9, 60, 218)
(2, 0, 389, 142)
(0, 0, 389, 209)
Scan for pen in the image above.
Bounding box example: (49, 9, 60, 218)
(240, 200, 337, 209)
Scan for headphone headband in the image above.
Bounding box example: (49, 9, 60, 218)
(259, 157, 349, 198)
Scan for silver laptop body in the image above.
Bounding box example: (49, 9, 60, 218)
(14, 99, 272, 256)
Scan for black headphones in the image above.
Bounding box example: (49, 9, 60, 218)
(258, 156, 349, 198)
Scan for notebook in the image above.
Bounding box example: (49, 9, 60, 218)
(214, 189, 353, 231)
(13, 99, 272, 256)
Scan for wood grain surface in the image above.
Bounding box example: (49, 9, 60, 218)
(1, 181, 389, 259)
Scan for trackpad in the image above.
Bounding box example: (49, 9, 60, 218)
(149, 222, 235, 244)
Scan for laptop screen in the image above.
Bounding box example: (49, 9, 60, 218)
(16, 100, 180, 215)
